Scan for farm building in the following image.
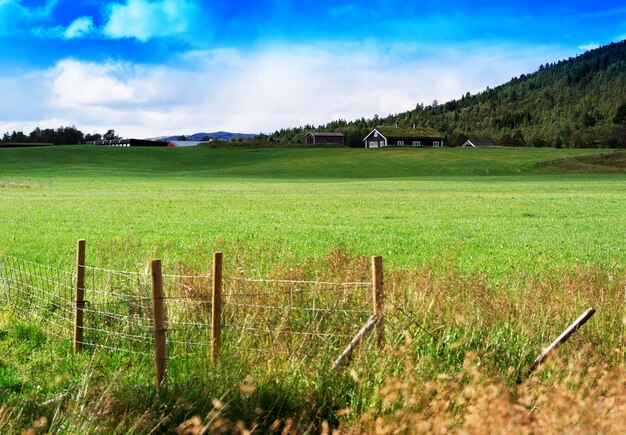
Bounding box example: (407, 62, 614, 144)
(85, 139, 168, 147)
(363, 126, 445, 148)
(461, 139, 497, 147)
(305, 132, 345, 145)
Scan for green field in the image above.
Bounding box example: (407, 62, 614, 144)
(0, 146, 624, 432)
(0, 146, 624, 276)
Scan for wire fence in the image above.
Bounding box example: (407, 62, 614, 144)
(0, 254, 377, 380)
(0, 256, 75, 338)
(221, 277, 372, 364)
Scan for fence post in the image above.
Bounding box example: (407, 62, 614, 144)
(372, 256, 385, 348)
(211, 252, 223, 364)
(529, 307, 596, 372)
(74, 239, 86, 353)
(151, 259, 167, 392)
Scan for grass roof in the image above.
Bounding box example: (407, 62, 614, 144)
(376, 126, 445, 139)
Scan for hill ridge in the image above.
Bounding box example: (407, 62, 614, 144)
(268, 40, 626, 148)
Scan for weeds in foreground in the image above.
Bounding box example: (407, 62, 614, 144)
(345, 350, 626, 434)
(0, 252, 624, 433)
(168, 349, 626, 434)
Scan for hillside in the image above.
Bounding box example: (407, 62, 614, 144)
(152, 131, 258, 141)
(0, 146, 615, 180)
(268, 40, 626, 148)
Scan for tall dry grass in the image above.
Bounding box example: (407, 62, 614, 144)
(169, 251, 625, 434)
(2, 248, 624, 434)
(344, 352, 626, 434)
(172, 355, 626, 434)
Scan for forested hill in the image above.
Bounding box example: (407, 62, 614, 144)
(267, 40, 626, 148)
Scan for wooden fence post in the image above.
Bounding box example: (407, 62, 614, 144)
(211, 252, 223, 364)
(529, 307, 596, 372)
(151, 259, 167, 392)
(372, 256, 384, 348)
(331, 315, 380, 370)
(74, 239, 86, 353)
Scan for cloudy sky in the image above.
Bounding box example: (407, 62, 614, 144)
(1, 1, 625, 138)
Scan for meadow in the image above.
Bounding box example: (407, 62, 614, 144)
(0, 146, 624, 433)
(0, 146, 624, 275)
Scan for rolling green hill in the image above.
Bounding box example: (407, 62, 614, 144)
(269, 40, 626, 148)
(0, 145, 618, 181)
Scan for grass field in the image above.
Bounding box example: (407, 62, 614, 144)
(0, 146, 624, 276)
(0, 146, 624, 433)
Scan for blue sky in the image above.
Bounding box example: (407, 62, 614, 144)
(1, 0, 625, 137)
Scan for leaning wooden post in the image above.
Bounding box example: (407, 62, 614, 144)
(372, 256, 385, 348)
(529, 307, 596, 372)
(211, 252, 223, 364)
(151, 259, 167, 392)
(73, 239, 86, 353)
(332, 315, 379, 370)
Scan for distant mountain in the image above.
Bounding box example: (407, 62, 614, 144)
(150, 131, 258, 142)
(269, 39, 626, 148)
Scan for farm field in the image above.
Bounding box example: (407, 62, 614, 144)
(0, 146, 625, 433)
(0, 146, 624, 276)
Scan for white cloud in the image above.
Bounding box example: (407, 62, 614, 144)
(50, 59, 190, 107)
(64, 16, 94, 39)
(2, 42, 575, 138)
(103, 0, 199, 41)
(579, 42, 600, 51)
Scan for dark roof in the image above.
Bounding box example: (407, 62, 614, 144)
(375, 126, 444, 139)
(306, 131, 345, 137)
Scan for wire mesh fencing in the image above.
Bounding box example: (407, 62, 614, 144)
(0, 255, 75, 339)
(79, 265, 154, 358)
(162, 271, 214, 376)
(221, 276, 372, 366)
(78, 265, 216, 376)
(0, 252, 382, 385)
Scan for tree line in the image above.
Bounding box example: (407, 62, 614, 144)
(268, 40, 626, 148)
(1, 126, 120, 145)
